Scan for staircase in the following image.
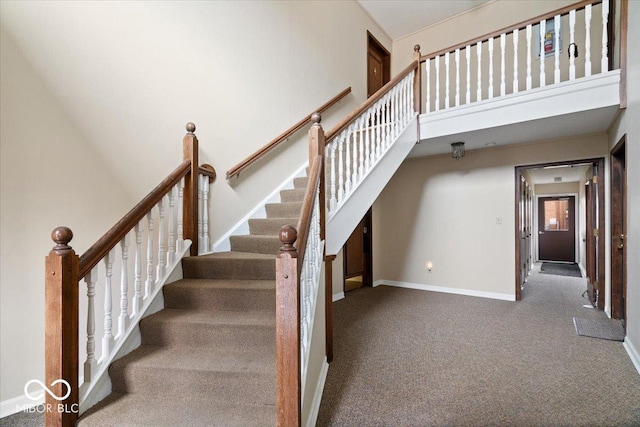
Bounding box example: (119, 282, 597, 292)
(77, 176, 308, 426)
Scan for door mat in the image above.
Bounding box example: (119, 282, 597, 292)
(540, 262, 582, 277)
(573, 317, 625, 341)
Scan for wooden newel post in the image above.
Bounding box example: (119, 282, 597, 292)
(183, 122, 199, 256)
(275, 225, 301, 427)
(45, 227, 79, 427)
(413, 44, 422, 115)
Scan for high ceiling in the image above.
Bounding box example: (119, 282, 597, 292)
(357, 0, 491, 40)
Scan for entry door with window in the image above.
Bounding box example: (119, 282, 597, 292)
(538, 196, 575, 262)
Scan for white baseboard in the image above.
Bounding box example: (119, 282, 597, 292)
(332, 292, 345, 302)
(578, 262, 587, 277)
(373, 279, 516, 301)
(213, 162, 307, 252)
(305, 357, 329, 427)
(623, 337, 640, 376)
(1, 394, 43, 418)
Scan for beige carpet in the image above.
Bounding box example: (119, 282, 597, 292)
(317, 265, 640, 426)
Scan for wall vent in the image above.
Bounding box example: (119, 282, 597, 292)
(554, 177, 562, 182)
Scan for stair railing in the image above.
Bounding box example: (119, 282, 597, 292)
(324, 53, 421, 219)
(44, 123, 215, 427)
(226, 87, 351, 180)
(276, 113, 325, 426)
(419, 0, 615, 113)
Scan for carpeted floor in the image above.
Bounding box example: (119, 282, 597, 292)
(540, 261, 583, 277)
(317, 264, 640, 426)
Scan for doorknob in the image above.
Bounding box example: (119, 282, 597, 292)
(539, 231, 544, 234)
(617, 234, 625, 250)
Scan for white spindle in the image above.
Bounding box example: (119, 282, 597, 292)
(476, 41, 482, 101)
(156, 197, 166, 281)
(465, 46, 471, 104)
(145, 211, 155, 298)
(376, 103, 382, 159)
(133, 222, 143, 315)
(585, 4, 592, 76)
(539, 19, 546, 87)
(425, 58, 431, 113)
(329, 143, 337, 211)
(602, 0, 609, 72)
(202, 177, 210, 253)
(337, 134, 344, 204)
(435, 55, 440, 111)
(117, 233, 130, 339)
(445, 52, 450, 108)
(555, 15, 562, 83)
(176, 178, 184, 254)
(569, 11, 576, 80)
(526, 24, 532, 90)
(500, 34, 506, 96)
(358, 116, 365, 178)
(455, 49, 460, 106)
(167, 186, 176, 265)
(344, 127, 352, 196)
(83, 268, 97, 387)
(513, 29, 519, 93)
(100, 250, 115, 363)
(197, 181, 203, 253)
(365, 110, 372, 171)
(488, 37, 494, 99)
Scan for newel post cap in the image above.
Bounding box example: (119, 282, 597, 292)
(279, 225, 298, 253)
(311, 112, 322, 125)
(414, 44, 421, 53)
(51, 226, 73, 253)
(186, 122, 196, 134)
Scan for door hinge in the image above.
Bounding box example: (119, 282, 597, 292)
(593, 228, 599, 237)
(592, 176, 599, 184)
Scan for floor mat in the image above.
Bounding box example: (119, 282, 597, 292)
(573, 317, 625, 341)
(540, 262, 582, 277)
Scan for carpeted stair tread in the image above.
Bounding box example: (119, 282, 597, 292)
(248, 217, 299, 235)
(163, 278, 275, 311)
(78, 392, 275, 427)
(265, 201, 302, 218)
(140, 309, 275, 349)
(279, 187, 307, 202)
(182, 251, 275, 280)
(229, 235, 281, 255)
(293, 176, 309, 188)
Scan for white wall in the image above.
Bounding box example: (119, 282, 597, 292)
(374, 134, 608, 298)
(608, 0, 640, 372)
(0, 29, 134, 404)
(0, 0, 390, 406)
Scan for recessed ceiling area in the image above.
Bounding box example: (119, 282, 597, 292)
(357, 0, 491, 40)
(527, 165, 591, 185)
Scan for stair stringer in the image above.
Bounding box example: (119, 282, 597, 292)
(325, 115, 418, 255)
(78, 242, 191, 415)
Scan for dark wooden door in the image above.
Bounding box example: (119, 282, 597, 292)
(367, 32, 390, 98)
(611, 137, 627, 324)
(344, 209, 372, 291)
(538, 196, 575, 262)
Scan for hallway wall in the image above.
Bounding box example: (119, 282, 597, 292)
(373, 134, 608, 299)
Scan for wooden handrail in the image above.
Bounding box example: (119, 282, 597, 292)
(79, 160, 191, 278)
(420, 0, 602, 61)
(226, 87, 351, 179)
(295, 155, 322, 270)
(325, 60, 419, 143)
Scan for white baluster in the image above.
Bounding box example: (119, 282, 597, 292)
(435, 55, 440, 111)
(602, 0, 609, 72)
(526, 24, 532, 90)
(585, 4, 592, 76)
(145, 211, 155, 298)
(82, 268, 97, 389)
(197, 180, 203, 253)
(476, 41, 482, 101)
(337, 134, 344, 204)
(202, 177, 210, 253)
(100, 250, 115, 363)
(488, 37, 494, 99)
(117, 233, 130, 340)
(176, 178, 184, 254)
(386, 94, 392, 145)
(344, 127, 352, 196)
(539, 19, 546, 87)
(513, 29, 519, 93)
(351, 127, 358, 187)
(568, 10, 578, 83)
(365, 110, 371, 172)
(445, 52, 450, 108)
(555, 15, 562, 83)
(465, 46, 471, 104)
(455, 48, 460, 107)
(500, 33, 506, 96)
(329, 143, 337, 211)
(425, 58, 431, 113)
(167, 186, 176, 265)
(132, 222, 143, 315)
(358, 116, 365, 178)
(156, 197, 166, 281)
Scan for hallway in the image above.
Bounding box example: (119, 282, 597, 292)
(317, 265, 640, 426)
